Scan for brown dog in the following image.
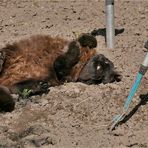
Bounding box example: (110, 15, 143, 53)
(0, 34, 121, 112)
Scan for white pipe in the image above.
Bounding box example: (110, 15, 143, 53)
(142, 52, 148, 67)
(105, 0, 115, 49)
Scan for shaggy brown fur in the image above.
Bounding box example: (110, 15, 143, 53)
(0, 35, 68, 87)
(0, 33, 120, 112)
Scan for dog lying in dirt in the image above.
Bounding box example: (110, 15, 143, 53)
(0, 33, 121, 112)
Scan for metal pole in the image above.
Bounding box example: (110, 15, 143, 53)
(105, 0, 115, 49)
(142, 52, 148, 67)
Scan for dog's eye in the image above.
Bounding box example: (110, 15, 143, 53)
(96, 65, 101, 70)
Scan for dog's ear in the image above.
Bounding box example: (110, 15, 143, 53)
(78, 34, 97, 48)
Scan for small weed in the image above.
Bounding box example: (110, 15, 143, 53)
(21, 88, 32, 99)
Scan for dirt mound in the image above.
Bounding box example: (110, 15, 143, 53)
(0, 0, 147, 147)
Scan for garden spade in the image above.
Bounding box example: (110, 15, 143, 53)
(110, 41, 148, 131)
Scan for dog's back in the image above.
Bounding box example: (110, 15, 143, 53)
(0, 35, 68, 87)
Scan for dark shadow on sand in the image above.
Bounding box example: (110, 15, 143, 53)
(91, 28, 125, 42)
(120, 93, 148, 124)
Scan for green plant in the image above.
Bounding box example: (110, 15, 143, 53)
(21, 88, 32, 99)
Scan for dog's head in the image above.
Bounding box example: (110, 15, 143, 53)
(78, 54, 121, 84)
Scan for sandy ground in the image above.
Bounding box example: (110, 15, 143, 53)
(0, 0, 148, 147)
